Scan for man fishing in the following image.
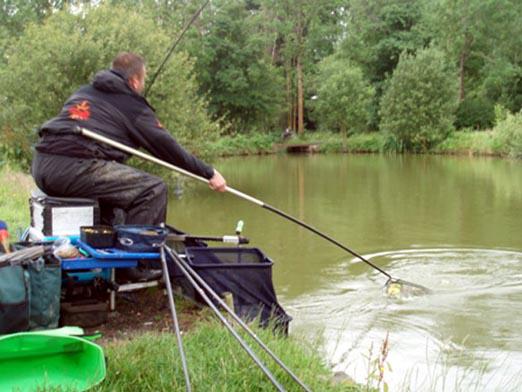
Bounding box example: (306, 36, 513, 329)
(32, 52, 226, 227)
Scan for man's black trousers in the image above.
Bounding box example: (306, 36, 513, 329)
(32, 152, 167, 225)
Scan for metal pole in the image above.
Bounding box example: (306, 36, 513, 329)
(160, 246, 191, 392)
(164, 246, 312, 392)
(163, 246, 286, 392)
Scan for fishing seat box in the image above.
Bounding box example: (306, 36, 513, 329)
(30, 189, 100, 236)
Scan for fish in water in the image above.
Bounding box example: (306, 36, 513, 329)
(384, 279, 432, 299)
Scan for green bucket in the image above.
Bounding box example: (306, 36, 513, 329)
(0, 327, 106, 391)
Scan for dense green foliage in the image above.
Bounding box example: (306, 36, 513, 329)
(455, 96, 495, 130)
(0, 165, 33, 232)
(425, 0, 522, 116)
(0, 4, 218, 166)
(314, 57, 374, 134)
(182, 0, 284, 131)
(380, 48, 458, 151)
(338, 0, 426, 129)
(1, 0, 521, 158)
(494, 111, 522, 159)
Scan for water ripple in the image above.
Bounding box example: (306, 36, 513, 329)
(287, 247, 522, 391)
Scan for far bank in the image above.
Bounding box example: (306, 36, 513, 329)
(205, 126, 521, 160)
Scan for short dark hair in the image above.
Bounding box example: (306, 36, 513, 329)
(111, 52, 145, 79)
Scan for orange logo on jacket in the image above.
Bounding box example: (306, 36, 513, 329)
(68, 100, 91, 121)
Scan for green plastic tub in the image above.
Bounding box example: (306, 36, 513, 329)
(0, 327, 106, 391)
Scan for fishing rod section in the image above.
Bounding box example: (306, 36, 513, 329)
(261, 203, 392, 279)
(159, 246, 191, 392)
(76, 126, 430, 295)
(145, 0, 211, 97)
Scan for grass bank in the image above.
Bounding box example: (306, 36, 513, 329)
(204, 131, 281, 156)
(205, 112, 522, 158)
(433, 130, 504, 156)
(434, 112, 522, 158)
(205, 129, 519, 157)
(94, 322, 360, 391)
(204, 131, 387, 156)
(0, 165, 34, 232)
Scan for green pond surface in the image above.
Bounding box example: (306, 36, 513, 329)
(167, 154, 522, 391)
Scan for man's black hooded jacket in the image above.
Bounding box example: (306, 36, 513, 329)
(36, 69, 214, 179)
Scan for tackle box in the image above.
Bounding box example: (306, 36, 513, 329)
(30, 189, 100, 236)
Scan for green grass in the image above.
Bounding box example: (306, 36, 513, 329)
(0, 164, 34, 233)
(205, 130, 388, 156)
(205, 127, 521, 158)
(433, 130, 504, 156)
(93, 321, 361, 392)
(205, 132, 280, 157)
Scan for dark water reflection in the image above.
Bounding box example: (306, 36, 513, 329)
(167, 154, 522, 390)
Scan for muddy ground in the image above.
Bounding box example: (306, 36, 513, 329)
(79, 287, 207, 343)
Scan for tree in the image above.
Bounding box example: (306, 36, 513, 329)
(181, 0, 284, 132)
(338, 0, 427, 129)
(313, 57, 374, 134)
(423, 0, 522, 117)
(477, 1, 522, 114)
(0, 4, 218, 166)
(379, 47, 458, 151)
(262, 0, 345, 134)
(0, 1, 88, 59)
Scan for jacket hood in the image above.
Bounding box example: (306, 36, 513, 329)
(91, 69, 155, 111)
(92, 69, 135, 95)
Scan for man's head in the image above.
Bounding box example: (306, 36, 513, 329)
(111, 52, 146, 94)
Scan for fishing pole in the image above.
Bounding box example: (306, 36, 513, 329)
(164, 246, 287, 392)
(164, 245, 312, 392)
(159, 246, 191, 392)
(144, 0, 211, 97)
(75, 126, 430, 294)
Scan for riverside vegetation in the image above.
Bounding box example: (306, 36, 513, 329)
(1, 1, 522, 168)
(205, 109, 522, 159)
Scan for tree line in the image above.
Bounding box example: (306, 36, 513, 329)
(1, 0, 521, 164)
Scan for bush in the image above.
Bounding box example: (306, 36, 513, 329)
(494, 111, 522, 158)
(205, 131, 279, 156)
(455, 96, 495, 130)
(0, 4, 219, 167)
(434, 130, 504, 156)
(313, 57, 374, 134)
(379, 47, 458, 151)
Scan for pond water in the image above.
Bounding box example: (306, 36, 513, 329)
(167, 154, 522, 391)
